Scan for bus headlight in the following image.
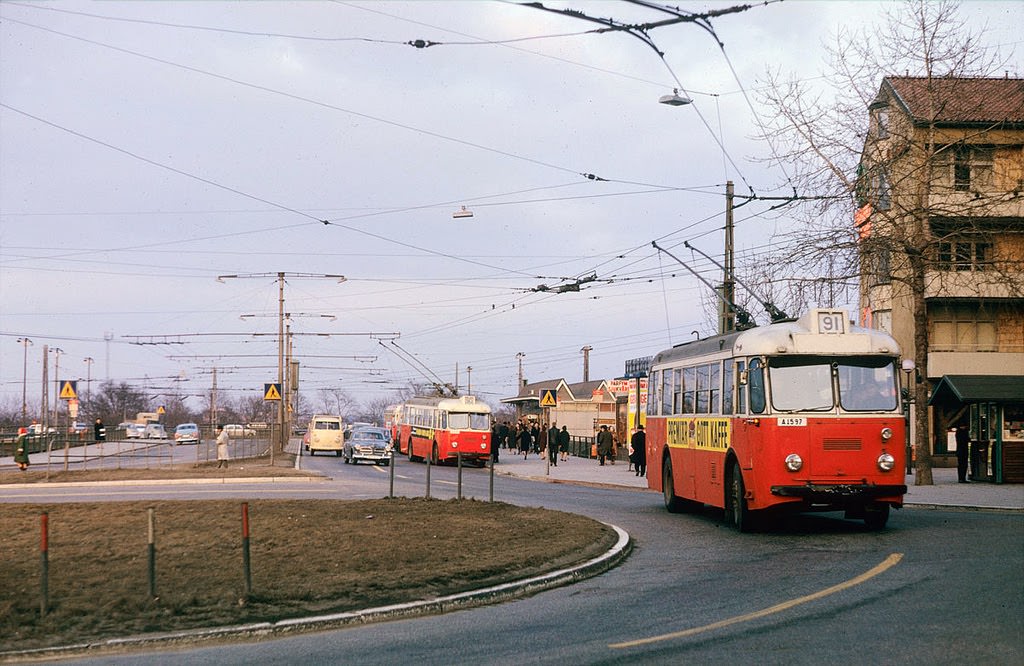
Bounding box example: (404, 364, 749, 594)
(880, 427, 893, 442)
(877, 453, 896, 472)
(784, 453, 803, 472)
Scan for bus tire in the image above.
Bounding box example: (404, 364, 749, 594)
(431, 443, 439, 466)
(407, 439, 416, 462)
(727, 461, 753, 532)
(863, 504, 889, 531)
(662, 456, 688, 514)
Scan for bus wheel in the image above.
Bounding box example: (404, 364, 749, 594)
(727, 461, 752, 532)
(662, 457, 688, 514)
(431, 443, 439, 466)
(407, 439, 416, 462)
(863, 504, 890, 531)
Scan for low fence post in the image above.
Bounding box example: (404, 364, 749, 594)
(40, 511, 49, 618)
(241, 503, 252, 599)
(457, 453, 463, 500)
(148, 508, 157, 599)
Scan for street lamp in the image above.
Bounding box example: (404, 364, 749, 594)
(659, 88, 693, 106)
(901, 359, 916, 475)
(84, 357, 94, 407)
(17, 338, 32, 424)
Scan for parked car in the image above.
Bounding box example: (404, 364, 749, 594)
(174, 423, 200, 445)
(343, 427, 392, 465)
(144, 423, 167, 439)
(223, 424, 256, 438)
(124, 423, 146, 439)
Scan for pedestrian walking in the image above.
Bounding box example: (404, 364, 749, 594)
(955, 424, 970, 483)
(490, 421, 500, 463)
(630, 425, 647, 477)
(216, 425, 230, 469)
(93, 418, 106, 442)
(558, 425, 570, 461)
(14, 431, 30, 471)
(547, 423, 559, 466)
(519, 424, 532, 459)
(596, 425, 614, 466)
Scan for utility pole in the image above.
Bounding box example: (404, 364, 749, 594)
(104, 331, 113, 380)
(40, 344, 49, 429)
(220, 272, 345, 463)
(581, 345, 593, 382)
(721, 180, 736, 334)
(516, 352, 526, 389)
(51, 348, 64, 425)
(209, 366, 218, 430)
(17, 338, 32, 424)
(466, 366, 472, 395)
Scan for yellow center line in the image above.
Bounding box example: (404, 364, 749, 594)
(609, 552, 903, 649)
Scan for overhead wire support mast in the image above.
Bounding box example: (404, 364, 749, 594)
(650, 241, 756, 331)
(683, 241, 790, 323)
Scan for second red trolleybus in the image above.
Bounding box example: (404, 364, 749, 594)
(396, 395, 492, 465)
(645, 308, 907, 531)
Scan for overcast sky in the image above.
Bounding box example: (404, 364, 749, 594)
(1, 0, 1021, 417)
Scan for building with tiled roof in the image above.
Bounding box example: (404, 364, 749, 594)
(858, 75, 1024, 481)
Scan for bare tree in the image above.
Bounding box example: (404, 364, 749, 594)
(755, 0, 1018, 484)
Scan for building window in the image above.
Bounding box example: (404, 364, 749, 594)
(953, 146, 994, 192)
(930, 304, 997, 352)
(875, 107, 889, 139)
(874, 310, 892, 334)
(871, 170, 891, 210)
(936, 240, 992, 271)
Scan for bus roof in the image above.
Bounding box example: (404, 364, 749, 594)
(652, 309, 901, 367)
(404, 394, 492, 414)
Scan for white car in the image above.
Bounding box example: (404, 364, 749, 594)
(144, 423, 167, 439)
(124, 423, 146, 439)
(223, 424, 256, 438)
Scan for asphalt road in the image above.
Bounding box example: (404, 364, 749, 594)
(6, 454, 1023, 665)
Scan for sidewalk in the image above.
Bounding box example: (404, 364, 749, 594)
(493, 452, 1024, 511)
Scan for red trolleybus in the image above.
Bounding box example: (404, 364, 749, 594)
(646, 309, 907, 531)
(397, 395, 492, 465)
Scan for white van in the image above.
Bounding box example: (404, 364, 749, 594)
(306, 414, 344, 456)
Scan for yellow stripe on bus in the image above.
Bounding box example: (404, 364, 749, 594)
(665, 417, 731, 451)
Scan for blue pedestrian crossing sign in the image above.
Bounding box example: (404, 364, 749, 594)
(59, 380, 78, 400)
(264, 383, 282, 401)
(539, 389, 557, 408)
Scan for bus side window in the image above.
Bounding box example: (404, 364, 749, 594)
(736, 360, 747, 414)
(440, 412, 447, 430)
(648, 370, 660, 416)
(748, 358, 766, 414)
(722, 361, 734, 415)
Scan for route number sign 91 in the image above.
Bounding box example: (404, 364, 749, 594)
(815, 311, 846, 334)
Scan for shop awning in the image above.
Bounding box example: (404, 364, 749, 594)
(928, 375, 1024, 407)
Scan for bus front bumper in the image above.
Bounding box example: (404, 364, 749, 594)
(770, 484, 907, 503)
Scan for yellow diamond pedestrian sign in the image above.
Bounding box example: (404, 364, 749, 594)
(264, 383, 282, 401)
(539, 389, 557, 408)
(59, 380, 78, 400)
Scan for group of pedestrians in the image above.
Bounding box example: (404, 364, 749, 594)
(489, 419, 646, 477)
(491, 420, 571, 463)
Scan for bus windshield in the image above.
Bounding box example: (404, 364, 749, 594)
(447, 412, 490, 431)
(768, 359, 834, 412)
(768, 356, 898, 413)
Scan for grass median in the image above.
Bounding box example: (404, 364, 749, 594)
(1, 482, 617, 654)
